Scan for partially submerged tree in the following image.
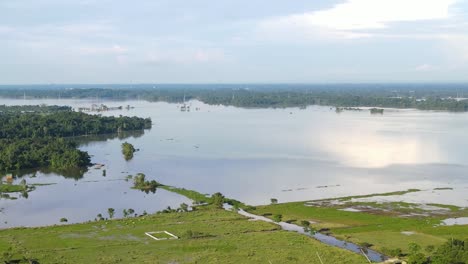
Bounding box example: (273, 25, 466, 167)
(121, 142, 136, 160)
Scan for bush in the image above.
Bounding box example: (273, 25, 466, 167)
(431, 239, 468, 264)
(273, 214, 282, 222)
(407, 253, 427, 264)
(121, 142, 136, 160)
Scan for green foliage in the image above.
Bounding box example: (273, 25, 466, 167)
(131, 173, 161, 193)
(407, 252, 427, 264)
(159, 186, 212, 205)
(0, 104, 71, 113)
(96, 214, 104, 221)
(273, 214, 282, 223)
(0, 109, 151, 171)
(0, 183, 28, 193)
(0, 138, 90, 171)
(270, 198, 278, 204)
(381, 247, 403, 258)
(107, 208, 115, 219)
(211, 192, 225, 209)
(121, 142, 136, 160)
(3, 85, 468, 111)
(60, 218, 68, 222)
(179, 203, 189, 212)
(0, 111, 151, 139)
(431, 239, 468, 264)
(300, 220, 310, 228)
(409, 242, 422, 254)
(425, 245, 435, 253)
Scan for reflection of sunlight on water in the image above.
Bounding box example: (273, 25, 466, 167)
(317, 128, 442, 168)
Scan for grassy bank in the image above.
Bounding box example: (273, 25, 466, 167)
(0, 208, 367, 263)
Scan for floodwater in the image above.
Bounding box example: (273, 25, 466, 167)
(1, 98, 468, 228)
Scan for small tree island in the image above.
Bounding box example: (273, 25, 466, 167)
(121, 142, 136, 160)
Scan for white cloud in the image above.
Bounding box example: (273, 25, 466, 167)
(297, 0, 457, 30)
(257, 0, 458, 40)
(78, 45, 128, 55)
(145, 49, 225, 65)
(414, 64, 436, 72)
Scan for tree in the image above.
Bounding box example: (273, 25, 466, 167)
(270, 198, 278, 204)
(97, 213, 104, 221)
(128, 208, 135, 216)
(121, 142, 136, 160)
(300, 220, 309, 227)
(431, 239, 468, 264)
(108, 208, 115, 219)
(179, 203, 189, 212)
(133, 173, 146, 187)
(273, 214, 282, 222)
(211, 192, 225, 209)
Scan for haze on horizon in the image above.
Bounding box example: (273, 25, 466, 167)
(1, 0, 468, 84)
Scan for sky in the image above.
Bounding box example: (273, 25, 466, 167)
(1, 0, 468, 84)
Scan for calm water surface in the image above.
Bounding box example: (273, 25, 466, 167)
(1, 98, 468, 228)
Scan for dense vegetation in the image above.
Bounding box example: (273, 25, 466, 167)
(0, 138, 90, 171)
(0, 111, 151, 139)
(131, 173, 161, 193)
(0, 106, 152, 171)
(3, 84, 468, 111)
(121, 142, 136, 161)
(0, 104, 71, 113)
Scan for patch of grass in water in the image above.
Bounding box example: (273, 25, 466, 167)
(160, 185, 213, 205)
(335, 189, 422, 201)
(0, 183, 27, 193)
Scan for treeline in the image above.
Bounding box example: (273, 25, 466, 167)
(2, 84, 468, 111)
(0, 104, 71, 113)
(0, 108, 152, 171)
(0, 138, 90, 171)
(0, 111, 152, 139)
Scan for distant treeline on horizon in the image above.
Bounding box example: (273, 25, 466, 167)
(2, 83, 468, 111)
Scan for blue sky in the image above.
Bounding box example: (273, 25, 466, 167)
(1, 0, 468, 84)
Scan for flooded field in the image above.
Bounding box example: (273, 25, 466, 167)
(1, 98, 468, 228)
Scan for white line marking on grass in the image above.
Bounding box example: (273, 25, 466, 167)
(145, 231, 178, 240)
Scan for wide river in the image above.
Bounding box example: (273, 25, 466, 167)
(1, 98, 467, 228)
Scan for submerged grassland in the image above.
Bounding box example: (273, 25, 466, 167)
(248, 190, 468, 258)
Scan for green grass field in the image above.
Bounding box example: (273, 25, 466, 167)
(0, 208, 368, 264)
(249, 199, 468, 257)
